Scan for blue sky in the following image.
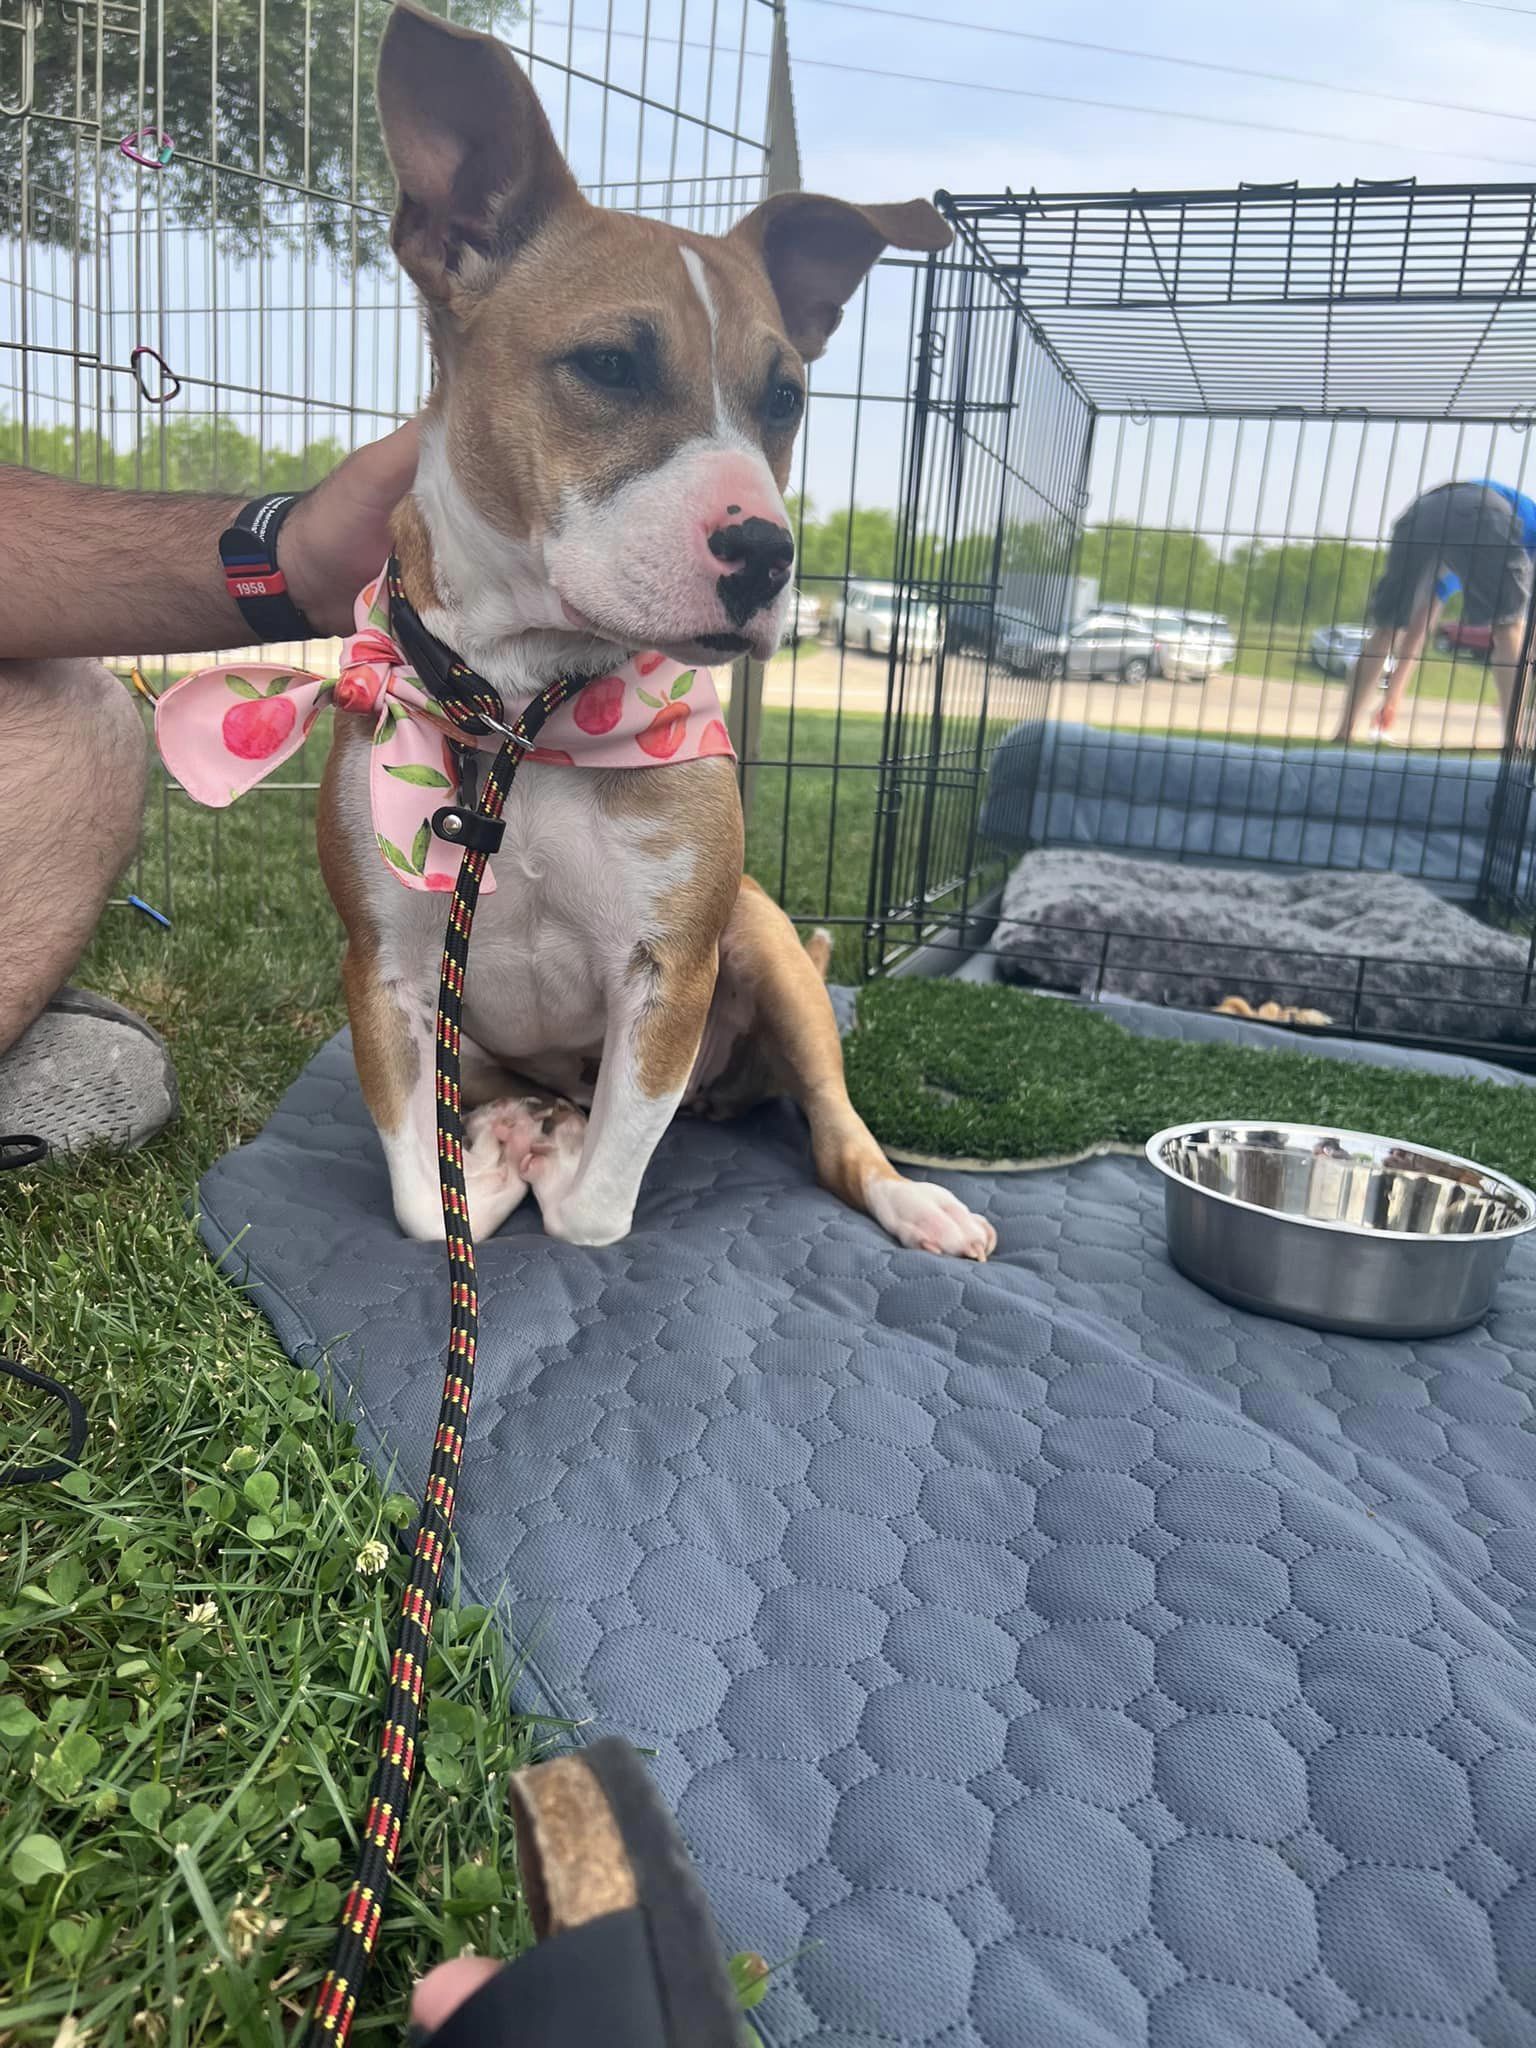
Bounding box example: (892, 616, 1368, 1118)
(789, 0, 1536, 203)
(775, 0, 1536, 533)
(518, 0, 1536, 525)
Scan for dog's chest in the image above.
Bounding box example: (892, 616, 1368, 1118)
(351, 755, 696, 1059)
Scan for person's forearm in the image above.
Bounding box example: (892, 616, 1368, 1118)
(0, 468, 254, 660)
(2, 422, 420, 661)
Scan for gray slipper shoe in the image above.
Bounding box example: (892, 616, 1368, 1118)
(0, 989, 179, 1153)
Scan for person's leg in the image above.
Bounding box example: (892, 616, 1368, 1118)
(1453, 492, 1533, 752)
(1370, 595, 1440, 736)
(1489, 617, 1525, 745)
(0, 658, 176, 1152)
(0, 658, 147, 1055)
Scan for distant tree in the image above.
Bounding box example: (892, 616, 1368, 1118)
(1, 410, 350, 493)
(788, 498, 903, 586)
(1, 0, 518, 264)
(1225, 535, 1382, 630)
(1080, 523, 1223, 614)
(0, 415, 121, 482)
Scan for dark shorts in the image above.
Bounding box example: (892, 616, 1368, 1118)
(1369, 481, 1534, 631)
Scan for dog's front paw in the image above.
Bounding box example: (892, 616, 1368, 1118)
(519, 1099, 587, 1218)
(537, 1186, 633, 1249)
(868, 1177, 997, 1261)
(462, 1094, 574, 1237)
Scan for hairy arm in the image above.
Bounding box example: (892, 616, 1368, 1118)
(0, 420, 420, 660)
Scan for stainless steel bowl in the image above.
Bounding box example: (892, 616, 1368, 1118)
(1146, 1122, 1536, 1338)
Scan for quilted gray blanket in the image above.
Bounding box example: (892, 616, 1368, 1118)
(200, 1030, 1536, 2047)
(994, 848, 1536, 1046)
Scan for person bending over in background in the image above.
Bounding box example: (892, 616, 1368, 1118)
(1333, 478, 1536, 746)
(0, 424, 417, 1150)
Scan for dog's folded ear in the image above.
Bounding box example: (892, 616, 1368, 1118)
(377, 1, 580, 307)
(730, 194, 952, 361)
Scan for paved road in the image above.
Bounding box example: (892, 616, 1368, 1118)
(147, 634, 1509, 753)
(756, 642, 1509, 750)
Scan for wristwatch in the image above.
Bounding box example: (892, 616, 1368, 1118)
(218, 492, 318, 642)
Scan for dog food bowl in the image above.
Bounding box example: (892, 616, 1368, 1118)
(1146, 1122, 1536, 1338)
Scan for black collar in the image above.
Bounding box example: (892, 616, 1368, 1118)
(385, 553, 511, 737)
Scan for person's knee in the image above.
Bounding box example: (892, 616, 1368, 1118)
(0, 658, 148, 855)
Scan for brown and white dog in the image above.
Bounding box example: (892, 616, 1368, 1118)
(317, 3, 995, 1262)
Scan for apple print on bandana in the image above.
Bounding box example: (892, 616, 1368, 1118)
(573, 674, 626, 734)
(636, 669, 694, 759)
(221, 674, 298, 759)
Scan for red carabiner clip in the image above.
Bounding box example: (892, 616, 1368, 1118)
(120, 125, 175, 168)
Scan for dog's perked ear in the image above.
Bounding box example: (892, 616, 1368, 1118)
(376, 1, 580, 307)
(729, 193, 952, 362)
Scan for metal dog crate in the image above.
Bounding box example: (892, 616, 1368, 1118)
(870, 181, 1536, 1049)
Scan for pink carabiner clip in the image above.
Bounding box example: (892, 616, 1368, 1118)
(129, 344, 181, 405)
(120, 126, 174, 169)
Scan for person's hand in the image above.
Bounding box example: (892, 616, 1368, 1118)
(410, 1955, 503, 2043)
(279, 419, 421, 637)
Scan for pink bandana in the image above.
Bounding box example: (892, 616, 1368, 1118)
(155, 570, 734, 891)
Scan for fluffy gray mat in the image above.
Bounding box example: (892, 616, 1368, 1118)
(994, 848, 1536, 1045)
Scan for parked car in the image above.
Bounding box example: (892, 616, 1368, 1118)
(944, 600, 997, 656)
(994, 609, 1064, 676)
(829, 580, 940, 660)
(1045, 610, 1158, 684)
(1309, 624, 1398, 679)
(785, 588, 823, 645)
(1310, 624, 1368, 676)
(945, 601, 1061, 674)
(1435, 618, 1493, 659)
(1153, 612, 1236, 681)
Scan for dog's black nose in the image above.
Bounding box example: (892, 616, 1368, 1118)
(708, 517, 794, 626)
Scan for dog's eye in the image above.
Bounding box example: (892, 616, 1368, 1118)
(570, 346, 639, 393)
(765, 378, 804, 425)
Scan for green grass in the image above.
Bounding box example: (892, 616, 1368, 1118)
(0, 769, 549, 2046)
(744, 706, 1017, 982)
(744, 706, 881, 982)
(1233, 635, 1505, 709)
(844, 979, 1536, 1175)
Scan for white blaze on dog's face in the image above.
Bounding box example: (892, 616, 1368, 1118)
(376, 4, 951, 667)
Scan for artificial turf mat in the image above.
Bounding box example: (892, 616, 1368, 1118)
(843, 978, 1536, 1179)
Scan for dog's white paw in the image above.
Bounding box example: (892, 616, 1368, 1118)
(462, 1094, 575, 1236)
(537, 1184, 633, 1249)
(519, 1100, 589, 1222)
(536, 1171, 634, 1245)
(868, 1177, 997, 1261)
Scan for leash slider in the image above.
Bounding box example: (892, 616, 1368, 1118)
(433, 807, 506, 855)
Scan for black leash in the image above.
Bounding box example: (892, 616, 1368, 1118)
(308, 560, 591, 2047)
(0, 1134, 88, 1488)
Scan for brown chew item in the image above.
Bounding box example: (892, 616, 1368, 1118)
(508, 1750, 641, 1937)
(1217, 996, 1334, 1027)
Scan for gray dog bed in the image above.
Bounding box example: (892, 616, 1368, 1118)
(979, 721, 1526, 888)
(993, 847, 1536, 1046)
(198, 1027, 1536, 2047)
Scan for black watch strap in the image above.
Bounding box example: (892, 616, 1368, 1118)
(219, 492, 317, 642)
